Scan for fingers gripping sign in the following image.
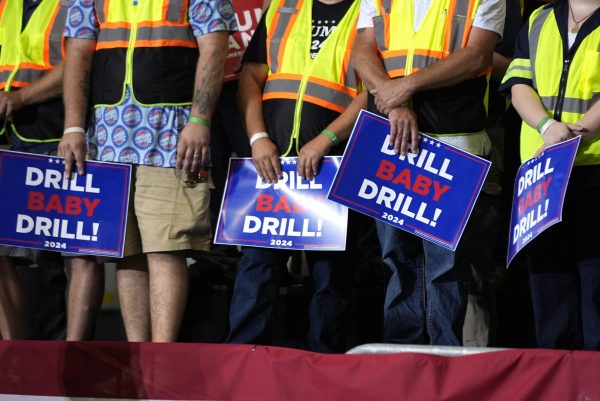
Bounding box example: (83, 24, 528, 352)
(58, 130, 87, 178)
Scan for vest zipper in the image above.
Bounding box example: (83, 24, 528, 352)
(554, 57, 570, 121)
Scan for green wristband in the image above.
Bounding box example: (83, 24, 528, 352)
(321, 129, 340, 145)
(536, 116, 551, 134)
(189, 116, 211, 127)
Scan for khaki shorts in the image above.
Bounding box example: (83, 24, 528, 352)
(122, 165, 211, 256)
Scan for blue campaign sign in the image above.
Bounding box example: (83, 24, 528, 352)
(215, 157, 348, 250)
(507, 136, 580, 266)
(0, 150, 131, 257)
(328, 110, 491, 251)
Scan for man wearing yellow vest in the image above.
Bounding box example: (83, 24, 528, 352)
(500, 0, 600, 350)
(228, 0, 367, 352)
(58, 0, 236, 342)
(0, 0, 103, 341)
(352, 0, 504, 345)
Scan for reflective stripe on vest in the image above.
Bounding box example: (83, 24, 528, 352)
(0, 0, 66, 89)
(94, 0, 196, 50)
(374, 0, 482, 78)
(519, 5, 600, 165)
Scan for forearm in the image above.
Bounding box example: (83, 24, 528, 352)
(63, 38, 96, 128)
(324, 91, 368, 141)
(17, 65, 63, 106)
(192, 31, 229, 119)
(352, 28, 389, 91)
(578, 100, 600, 139)
(510, 83, 550, 129)
(237, 63, 269, 138)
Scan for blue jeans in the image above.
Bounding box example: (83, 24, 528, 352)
(376, 217, 474, 346)
(227, 247, 353, 353)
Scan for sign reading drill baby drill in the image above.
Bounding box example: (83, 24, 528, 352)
(507, 136, 580, 265)
(0, 150, 131, 257)
(328, 110, 491, 251)
(215, 157, 348, 250)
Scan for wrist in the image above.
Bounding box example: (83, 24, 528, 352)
(539, 118, 557, 137)
(320, 129, 340, 146)
(63, 127, 86, 137)
(536, 115, 552, 135)
(249, 131, 270, 146)
(189, 115, 210, 127)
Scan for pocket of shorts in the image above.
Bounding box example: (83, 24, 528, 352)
(167, 174, 211, 241)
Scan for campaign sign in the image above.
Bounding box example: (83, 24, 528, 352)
(0, 150, 131, 257)
(328, 110, 491, 251)
(215, 157, 348, 250)
(507, 136, 580, 266)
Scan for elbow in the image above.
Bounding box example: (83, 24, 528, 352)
(468, 48, 494, 79)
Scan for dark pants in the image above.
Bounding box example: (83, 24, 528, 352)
(526, 166, 600, 350)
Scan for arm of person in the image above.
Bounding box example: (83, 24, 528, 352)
(511, 83, 584, 156)
(577, 100, 600, 140)
(491, 52, 512, 82)
(297, 91, 368, 180)
(237, 61, 282, 183)
(0, 64, 64, 118)
(58, 38, 96, 177)
(351, 28, 390, 91)
(372, 27, 499, 114)
(176, 31, 228, 175)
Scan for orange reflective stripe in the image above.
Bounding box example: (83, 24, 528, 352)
(463, 0, 476, 48)
(302, 94, 345, 113)
(386, 68, 406, 78)
(268, 72, 304, 81)
(383, 49, 408, 58)
(442, 0, 458, 53)
(134, 39, 197, 47)
(413, 49, 446, 58)
(96, 40, 130, 50)
(262, 92, 298, 101)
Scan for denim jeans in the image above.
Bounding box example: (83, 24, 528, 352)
(376, 211, 478, 346)
(227, 247, 353, 353)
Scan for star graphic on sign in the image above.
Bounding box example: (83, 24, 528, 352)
(49, 158, 54, 163)
(291, 159, 297, 165)
(421, 137, 427, 143)
(436, 142, 441, 148)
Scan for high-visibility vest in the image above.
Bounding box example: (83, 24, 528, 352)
(91, 0, 199, 106)
(372, 0, 490, 136)
(502, 5, 600, 165)
(0, 0, 67, 142)
(264, 0, 361, 155)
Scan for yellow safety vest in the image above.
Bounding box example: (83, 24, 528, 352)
(0, 0, 66, 142)
(91, 0, 199, 106)
(503, 5, 600, 165)
(264, 0, 361, 155)
(372, 0, 490, 136)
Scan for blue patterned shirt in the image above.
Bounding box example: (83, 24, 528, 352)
(64, 0, 238, 167)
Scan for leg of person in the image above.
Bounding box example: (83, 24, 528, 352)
(569, 173, 600, 350)
(306, 250, 354, 353)
(134, 165, 211, 342)
(376, 221, 428, 344)
(117, 254, 151, 342)
(66, 256, 104, 341)
(227, 247, 289, 345)
(0, 256, 26, 339)
(147, 252, 189, 342)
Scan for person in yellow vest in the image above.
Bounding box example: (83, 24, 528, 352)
(0, 0, 103, 341)
(352, 0, 504, 345)
(58, 0, 236, 342)
(500, 0, 600, 350)
(227, 0, 367, 352)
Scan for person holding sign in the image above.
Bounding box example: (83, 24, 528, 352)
(0, 0, 103, 341)
(58, 0, 236, 342)
(500, 0, 600, 350)
(229, 0, 367, 352)
(352, 0, 504, 345)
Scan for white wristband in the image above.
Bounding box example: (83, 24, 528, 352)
(249, 131, 269, 146)
(63, 127, 86, 136)
(540, 119, 557, 137)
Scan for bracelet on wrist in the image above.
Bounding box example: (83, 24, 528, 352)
(536, 116, 552, 135)
(540, 118, 557, 137)
(320, 129, 340, 146)
(63, 127, 86, 136)
(189, 116, 210, 127)
(249, 131, 269, 146)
